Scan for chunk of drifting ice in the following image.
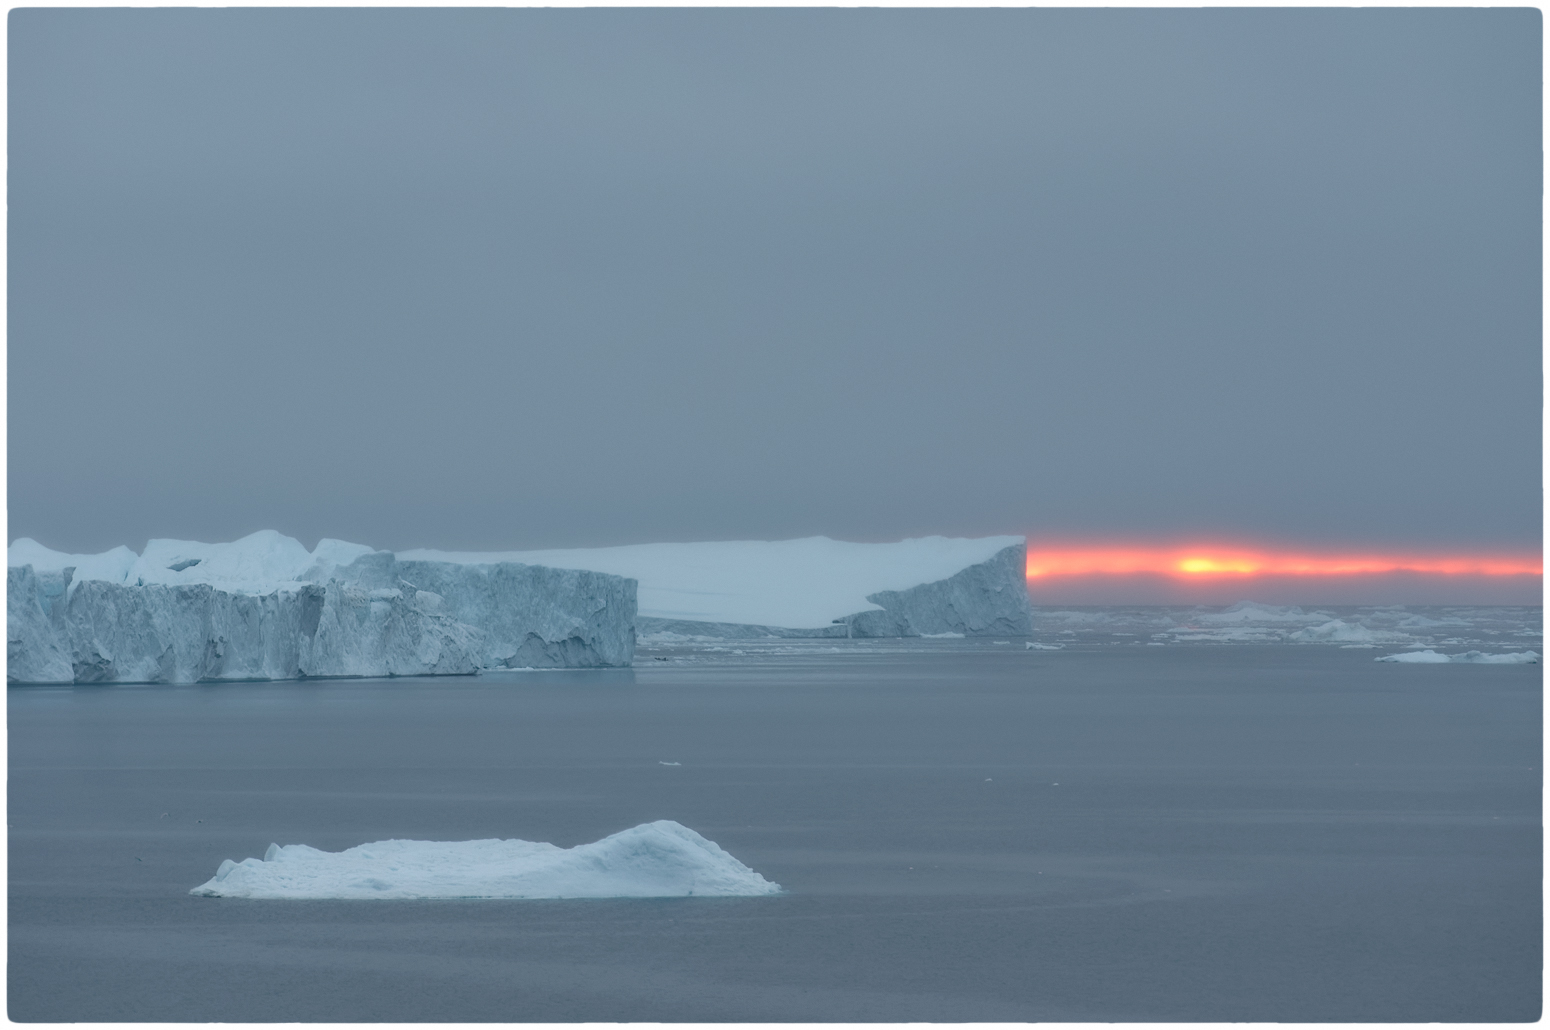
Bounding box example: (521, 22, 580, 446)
(189, 820, 781, 899)
(1375, 650, 1540, 664)
(1290, 619, 1389, 644)
(1376, 649, 1452, 663)
(1456, 651, 1541, 664)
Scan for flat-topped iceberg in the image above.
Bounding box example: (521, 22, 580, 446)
(189, 820, 781, 899)
(8, 531, 636, 683)
(403, 535, 1034, 639)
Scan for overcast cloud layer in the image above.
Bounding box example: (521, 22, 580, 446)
(9, 9, 1541, 554)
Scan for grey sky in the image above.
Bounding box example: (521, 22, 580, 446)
(9, 8, 1541, 554)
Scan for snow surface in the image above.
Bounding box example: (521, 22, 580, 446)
(8, 530, 375, 596)
(1375, 649, 1540, 664)
(7, 538, 138, 589)
(399, 535, 1024, 629)
(189, 820, 781, 899)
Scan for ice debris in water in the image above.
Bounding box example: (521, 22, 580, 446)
(1374, 650, 1540, 664)
(189, 820, 781, 899)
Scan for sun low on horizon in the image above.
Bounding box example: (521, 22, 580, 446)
(1021, 541, 1543, 605)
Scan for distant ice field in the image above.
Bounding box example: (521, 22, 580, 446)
(1029, 601, 1540, 651)
(636, 601, 1541, 659)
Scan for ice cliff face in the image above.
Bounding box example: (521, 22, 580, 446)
(842, 544, 1034, 637)
(301, 552, 635, 676)
(8, 565, 74, 684)
(60, 578, 328, 684)
(7, 536, 636, 684)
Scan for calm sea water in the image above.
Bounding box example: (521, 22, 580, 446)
(9, 640, 1541, 1021)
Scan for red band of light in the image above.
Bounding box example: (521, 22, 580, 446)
(1024, 547, 1543, 580)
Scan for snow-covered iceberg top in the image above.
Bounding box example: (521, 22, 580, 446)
(8, 530, 375, 596)
(1375, 649, 1540, 664)
(7, 538, 139, 588)
(399, 535, 1025, 628)
(190, 820, 781, 900)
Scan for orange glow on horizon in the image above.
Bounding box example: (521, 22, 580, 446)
(1024, 546, 1542, 581)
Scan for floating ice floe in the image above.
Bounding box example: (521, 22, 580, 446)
(1375, 650, 1540, 664)
(189, 820, 781, 899)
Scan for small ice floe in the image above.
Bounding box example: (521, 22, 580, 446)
(1025, 642, 1063, 650)
(659, 761, 681, 766)
(1375, 650, 1540, 664)
(189, 820, 781, 900)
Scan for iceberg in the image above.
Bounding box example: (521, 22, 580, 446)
(1375, 649, 1540, 664)
(8, 530, 1034, 680)
(189, 820, 781, 899)
(403, 536, 1034, 639)
(8, 531, 636, 683)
